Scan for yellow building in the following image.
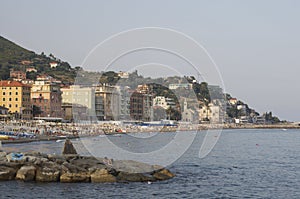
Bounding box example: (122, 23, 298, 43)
(0, 80, 32, 119)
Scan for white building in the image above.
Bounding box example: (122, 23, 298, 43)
(117, 71, 129, 79)
(49, 62, 58, 68)
(199, 103, 223, 123)
(116, 86, 130, 120)
(153, 96, 176, 110)
(169, 83, 192, 90)
(61, 85, 96, 121)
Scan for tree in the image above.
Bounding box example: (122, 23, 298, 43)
(26, 71, 37, 80)
(166, 107, 181, 120)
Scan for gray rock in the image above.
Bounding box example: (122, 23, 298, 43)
(0, 151, 175, 183)
(0, 151, 7, 158)
(23, 156, 37, 163)
(0, 166, 17, 181)
(91, 169, 116, 183)
(40, 158, 49, 163)
(112, 160, 156, 173)
(70, 157, 105, 170)
(35, 167, 60, 182)
(62, 161, 86, 173)
(60, 172, 90, 183)
(0, 152, 7, 162)
(47, 154, 66, 164)
(16, 165, 36, 181)
(152, 168, 175, 180)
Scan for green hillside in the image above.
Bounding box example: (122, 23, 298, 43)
(0, 36, 75, 84)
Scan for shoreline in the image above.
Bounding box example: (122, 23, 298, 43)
(1, 123, 299, 145)
(0, 135, 80, 145)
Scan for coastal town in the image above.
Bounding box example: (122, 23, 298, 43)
(0, 67, 295, 141)
(0, 36, 297, 142)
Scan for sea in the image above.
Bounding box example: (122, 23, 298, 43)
(1, 129, 300, 199)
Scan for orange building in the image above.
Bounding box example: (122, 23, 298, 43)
(0, 80, 32, 119)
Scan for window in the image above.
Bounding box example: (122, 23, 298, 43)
(15, 98, 18, 101)
(15, 104, 18, 108)
(16, 92, 18, 95)
(9, 104, 11, 108)
(9, 92, 11, 95)
(2, 98, 5, 101)
(2, 92, 5, 95)
(9, 98, 12, 101)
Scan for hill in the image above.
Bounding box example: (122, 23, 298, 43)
(0, 36, 76, 84)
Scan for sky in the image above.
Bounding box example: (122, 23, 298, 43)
(0, 0, 300, 121)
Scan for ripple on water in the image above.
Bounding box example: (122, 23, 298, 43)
(1, 129, 300, 198)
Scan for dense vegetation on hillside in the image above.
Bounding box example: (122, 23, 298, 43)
(0, 36, 76, 84)
(0, 36, 281, 122)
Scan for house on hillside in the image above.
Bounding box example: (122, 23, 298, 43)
(10, 70, 26, 81)
(26, 67, 37, 73)
(49, 62, 58, 68)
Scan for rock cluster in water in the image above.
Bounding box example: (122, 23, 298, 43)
(0, 141, 174, 183)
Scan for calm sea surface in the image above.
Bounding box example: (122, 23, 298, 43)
(1, 129, 300, 199)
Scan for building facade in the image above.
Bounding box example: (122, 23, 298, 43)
(10, 70, 26, 81)
(95, 85, 120, 121)
(181, 99, 197, 123)
(199, 103, 223, 123)
(0, 80, 32, 119)
(116, 86, 130, 120)
(153, 96, 176, 110)
(31, 79, 62, 118)
(61, 85, 95, 121)
(169, 83, 192, 90)
(130, 85, 153, 121)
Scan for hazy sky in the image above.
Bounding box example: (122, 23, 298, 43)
(1, 0, 300, 121)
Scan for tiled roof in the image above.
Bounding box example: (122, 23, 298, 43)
(0, 80, 30, 87)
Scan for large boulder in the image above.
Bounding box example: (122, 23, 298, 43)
(16, 165, 36, 181)
(0, 151, 7, 158)
(23, 156, 37, 163)
(62, 161, 86, 173)
(47, 154, 66, 164)
(91, 169, 116, 183)
(35, 162, 61, 182)
(62, 139, 77, 155)
(152, 168, 175, 180)
(0, 151, 175, 183)
(70, 156, 106, 171)
(0, 166, 17, 181)
(60, 172, 90, 183)
(112, 160, 156, 173)
(36, 167, 60, 182)
(0, 151, 7, 162)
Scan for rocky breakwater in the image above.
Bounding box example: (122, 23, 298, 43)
(0, 140, 174, 183)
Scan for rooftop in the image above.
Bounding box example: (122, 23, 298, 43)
(0, 80, 30, 87)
